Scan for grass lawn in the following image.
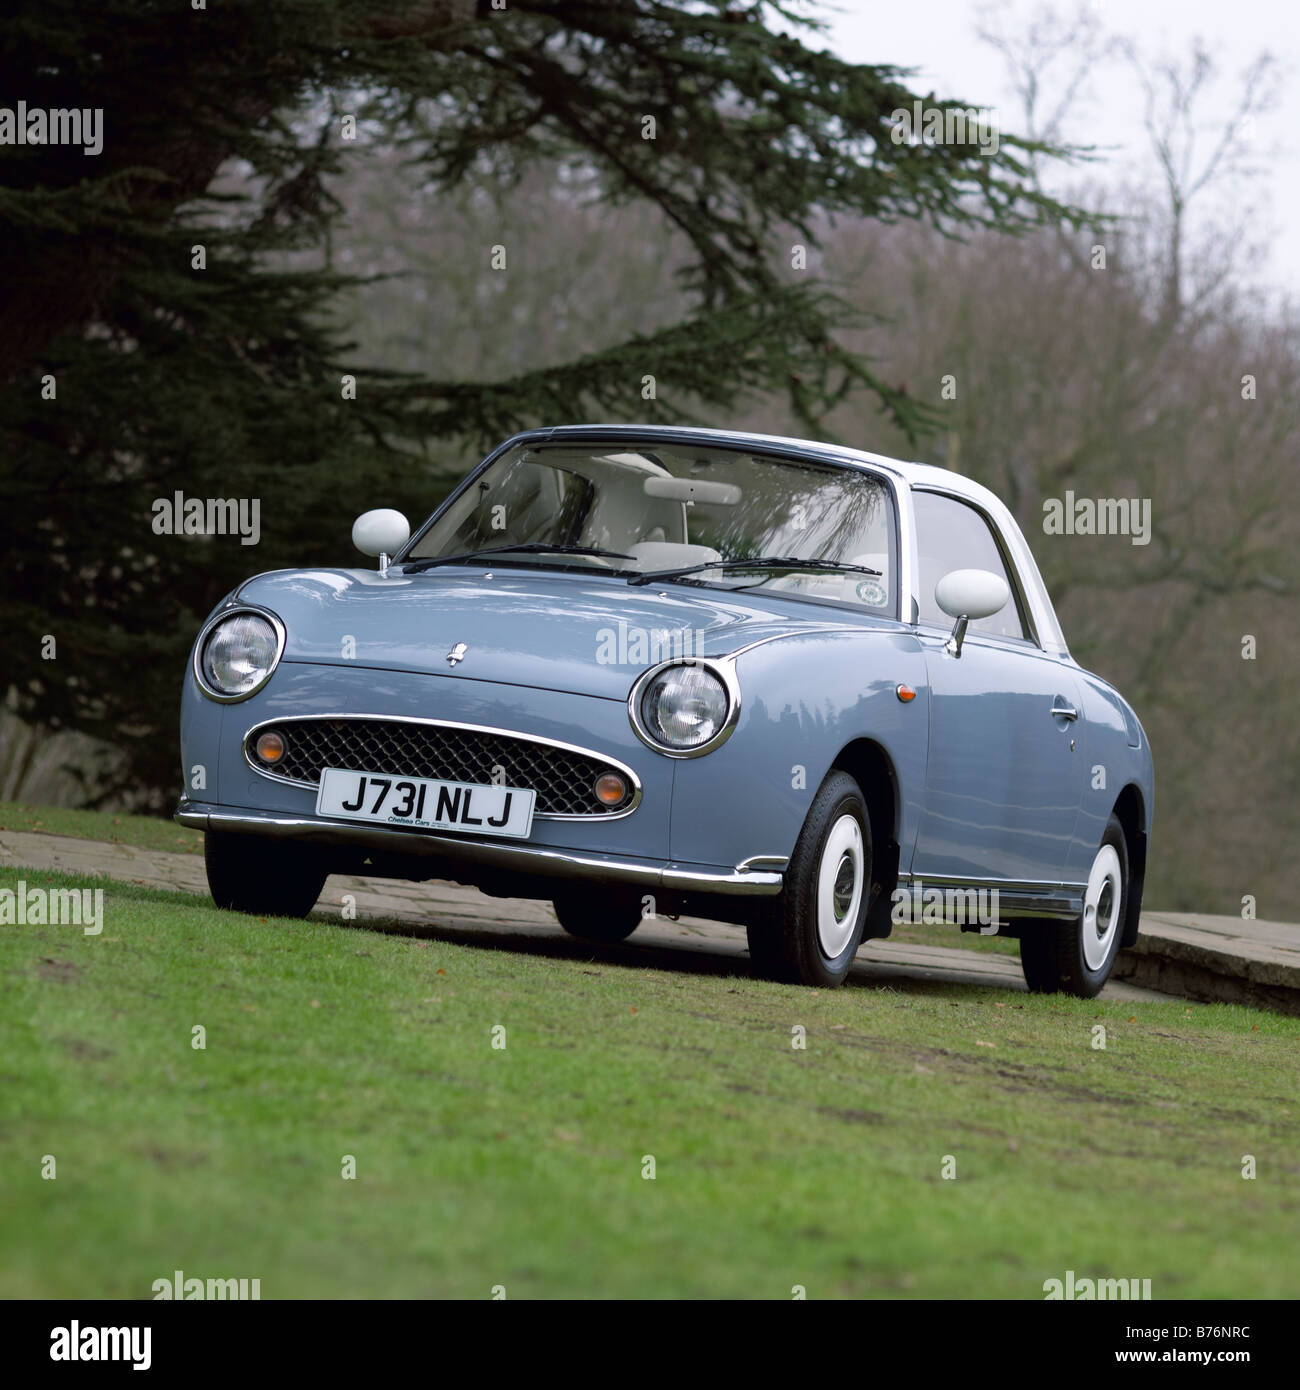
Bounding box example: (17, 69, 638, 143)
(0, 800, 202, 856)
(2, 862, 1297, 1300)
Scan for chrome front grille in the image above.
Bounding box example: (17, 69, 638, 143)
(245, 716, 635, 817)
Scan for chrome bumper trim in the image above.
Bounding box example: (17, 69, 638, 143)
(736, 853, 791, 873)
(175, 801, 783, 896)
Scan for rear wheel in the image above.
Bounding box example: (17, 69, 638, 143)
(746, 770, 871, 988)
(552, 887, 644, 943)
(1020, 813, 1129, 997)
(204, 830, 328, 918)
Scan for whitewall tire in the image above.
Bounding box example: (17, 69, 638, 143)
(1020, 813, 1130, 998)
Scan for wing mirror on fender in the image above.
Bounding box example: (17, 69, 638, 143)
(934, 568, 1010, 657)
(352, 509, 410, 576)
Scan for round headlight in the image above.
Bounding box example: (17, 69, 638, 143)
(638, 663, 730, 751)
(200, 612, 280, 698)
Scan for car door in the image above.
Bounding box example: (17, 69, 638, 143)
(908, 488, 1085, 887)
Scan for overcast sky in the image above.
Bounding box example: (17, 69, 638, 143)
(812, 0, 1298, 304)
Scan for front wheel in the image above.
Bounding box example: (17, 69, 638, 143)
(204, 830, 328, 918)
(552, 887, 645, 943)
(746, 770, 871, 988)
(1020, 813, 1129, 997)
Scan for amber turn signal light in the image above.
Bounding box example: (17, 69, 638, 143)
(593, 771, 629, 806)
(255, 730, 286, 762)
(896, 684, 916, 703)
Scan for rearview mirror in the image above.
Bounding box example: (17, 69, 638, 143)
(934, 568, 1010, 657)
(644, 476, 742, 505)
(352, 509, 410, 573)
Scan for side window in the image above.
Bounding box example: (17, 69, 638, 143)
(912, 491, 1027, 640)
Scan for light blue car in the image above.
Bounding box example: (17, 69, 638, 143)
(177, 425, 1153, 996)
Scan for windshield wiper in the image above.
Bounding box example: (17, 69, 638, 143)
(403, 543, 635, 574)
(627, 555, 882, 587)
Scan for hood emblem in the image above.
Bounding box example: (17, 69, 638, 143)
(446, 642, 468, 667)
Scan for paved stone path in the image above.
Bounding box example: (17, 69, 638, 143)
(1112, 910, 1300, 1016)
(0, 828, 1173, 1002)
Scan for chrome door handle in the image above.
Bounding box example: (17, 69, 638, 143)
(1050, 703, 1078, 722)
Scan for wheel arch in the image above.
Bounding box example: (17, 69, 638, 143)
(828, 737, 901, 940)
(1112, 782, 1147, 948)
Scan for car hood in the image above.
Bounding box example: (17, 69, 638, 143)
(236, 566, 886, 700)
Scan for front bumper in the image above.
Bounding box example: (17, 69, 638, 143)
(176, 800, 784, 896)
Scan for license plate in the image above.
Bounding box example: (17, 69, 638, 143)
(316, 768, 535, 839)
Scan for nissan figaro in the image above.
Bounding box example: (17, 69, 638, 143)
(177, 425, 1153, 996)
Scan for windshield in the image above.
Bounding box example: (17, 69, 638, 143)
(406, 440, 898, 614)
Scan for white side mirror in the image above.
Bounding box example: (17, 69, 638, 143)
(935, 568, 1010, 621)
(934, 568, 1010, 657)
(352, 509, 410, 568)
